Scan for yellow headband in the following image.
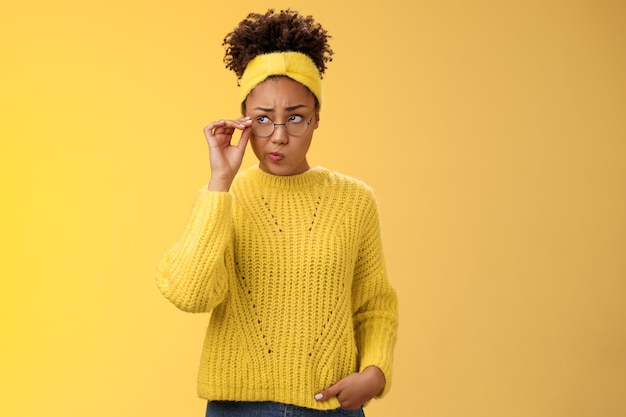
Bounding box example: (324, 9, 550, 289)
(239, 51, 322, 106)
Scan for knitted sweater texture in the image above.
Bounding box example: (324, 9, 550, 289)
(157, 166, 398, 410)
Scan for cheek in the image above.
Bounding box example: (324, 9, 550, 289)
(298, 137, 314, 155)
(249, 137, 264, 157)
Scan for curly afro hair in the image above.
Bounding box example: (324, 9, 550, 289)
(223, 9, 334, 80)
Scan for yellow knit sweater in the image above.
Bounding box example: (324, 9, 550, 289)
(156, 166, 398, 410)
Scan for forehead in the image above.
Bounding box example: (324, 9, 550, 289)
(245, 76, 316, 109)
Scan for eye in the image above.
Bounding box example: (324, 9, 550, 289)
(287, 114, 304, 124)
(255, 116, 271, 125)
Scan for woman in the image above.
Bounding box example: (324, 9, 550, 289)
(157, 9, 398, 417)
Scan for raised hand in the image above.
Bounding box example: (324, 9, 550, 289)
(203, 117, 253, 191)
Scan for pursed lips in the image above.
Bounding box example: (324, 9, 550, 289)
(268, 152, 284, 162)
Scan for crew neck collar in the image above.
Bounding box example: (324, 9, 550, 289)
(245, 166, 329, 189)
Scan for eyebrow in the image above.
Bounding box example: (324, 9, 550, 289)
(252, 104, 308, 112)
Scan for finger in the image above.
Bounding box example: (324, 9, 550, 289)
(314, 381, 343, 402)
(235, 127, 251, 152)
(204, 118, 249, 135)
(235, 116, 252, 124)
(204, 120, 224, 134)
(215, 121, 251, 141)
(220, 117, 251, 130)
(335, 390, 363, 411)
(204, 120, 233, 140)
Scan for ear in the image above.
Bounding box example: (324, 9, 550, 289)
(313, 110, 320, 130)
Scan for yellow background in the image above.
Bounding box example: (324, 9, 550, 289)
(2, 1, 625, 416)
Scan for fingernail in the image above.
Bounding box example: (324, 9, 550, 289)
(314, 393, 323, 401)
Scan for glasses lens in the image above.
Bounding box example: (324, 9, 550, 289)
(286, 120, 308, 136)
(252, 121, 273, 137)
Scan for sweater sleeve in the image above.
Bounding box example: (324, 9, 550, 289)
(351, 189, 399, 398)
(156, 189, 234, 313)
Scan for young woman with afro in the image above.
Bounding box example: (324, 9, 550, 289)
(157, 9, 399, 417)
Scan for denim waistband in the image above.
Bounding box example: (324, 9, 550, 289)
(205, 401, 365, 417)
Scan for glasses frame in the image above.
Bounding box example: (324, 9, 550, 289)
(251, 116, 314, 138)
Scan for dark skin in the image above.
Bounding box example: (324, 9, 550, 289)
(314, 365, 386, 410)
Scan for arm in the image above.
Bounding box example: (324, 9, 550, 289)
(316, 189, 399, 409)
(351, 191, 399, 395)
(156, 117, 252, 311)
(156, 190, 234, 313)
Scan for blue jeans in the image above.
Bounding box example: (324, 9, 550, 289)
(205, 401, 365, 417)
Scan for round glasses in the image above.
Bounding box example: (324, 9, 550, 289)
(250, 115, 313, 138)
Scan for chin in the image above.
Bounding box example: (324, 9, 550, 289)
(261, 162, 308, 177)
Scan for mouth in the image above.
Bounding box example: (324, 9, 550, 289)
(268, 152, 284, 162)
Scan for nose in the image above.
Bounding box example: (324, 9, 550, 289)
(270, 124, 289, 144)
